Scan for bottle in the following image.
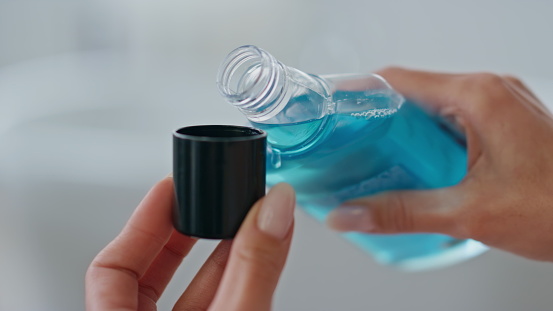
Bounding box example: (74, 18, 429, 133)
(217, 45, 488, 271)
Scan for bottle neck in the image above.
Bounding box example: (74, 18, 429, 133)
(217, 45, 289, 122)
(217, 45, 331, 124)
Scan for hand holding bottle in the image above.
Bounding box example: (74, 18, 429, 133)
(219, 45, 487, 269)
(85, 177, 296, 311)
(328, 67, 553, 262)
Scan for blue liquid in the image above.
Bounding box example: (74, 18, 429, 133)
(253, 97, 487, 271)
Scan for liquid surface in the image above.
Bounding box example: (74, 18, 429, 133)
(253, 94, 487, 270)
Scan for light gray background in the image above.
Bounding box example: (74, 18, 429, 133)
(1, 1, 553, 310)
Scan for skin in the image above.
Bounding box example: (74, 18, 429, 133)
(86, 67, 553, 310)
(85, 179, 296, 311)
(327, 67, 553, 262)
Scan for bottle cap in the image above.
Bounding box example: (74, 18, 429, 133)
(172, 125, 266, 239)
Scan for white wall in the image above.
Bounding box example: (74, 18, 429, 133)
(1, 1, 553, 310)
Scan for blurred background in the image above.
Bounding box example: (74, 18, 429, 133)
(1, 0, 553, 310)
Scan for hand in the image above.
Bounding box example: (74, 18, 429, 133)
(327, 67, 553, 261)
(85, 178, 296, 311)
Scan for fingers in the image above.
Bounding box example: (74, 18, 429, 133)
(208, 183, 296, 311)
(377, 67, 547, 117)
(172, 240, 232, 311)
(376, 67, 550, 140)
(326, 187, 465, 237)
(137, 230, 196, 305)
(86, 177, 196, 311)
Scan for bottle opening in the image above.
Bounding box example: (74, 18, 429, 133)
(217, 45, 286, 121)
(175, 125, 266, 141)
(217, 46, 261, 98)
(217, 46, 271, 103)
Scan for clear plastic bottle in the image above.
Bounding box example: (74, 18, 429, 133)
(217, 45, 488, 271)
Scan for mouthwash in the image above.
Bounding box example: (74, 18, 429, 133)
(217, 45, 488, 271)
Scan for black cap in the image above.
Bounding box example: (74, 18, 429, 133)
(172, 125, 266, 239)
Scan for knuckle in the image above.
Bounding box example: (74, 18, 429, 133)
(464, 72, 507, 96)
(206, 248, 228, 270)
(470, 72, 505, 86)
(233, 239, 283, 279)
(456, 72, 510, 116)
(378, 193, 414, 233)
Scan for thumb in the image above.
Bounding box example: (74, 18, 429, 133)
(209, 183, 296, 311)
(326, 188, 462, 236)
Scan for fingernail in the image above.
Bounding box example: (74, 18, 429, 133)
(327, 205, 376, 232)
(166, 172, 173, 178)
(257, 183, 295, 239)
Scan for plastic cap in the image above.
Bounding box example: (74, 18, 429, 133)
(173, 125, 266, 239)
